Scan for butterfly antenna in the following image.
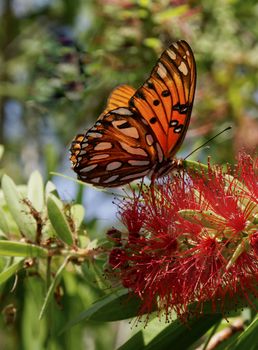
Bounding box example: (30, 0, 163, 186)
(184, 126, 232, 160)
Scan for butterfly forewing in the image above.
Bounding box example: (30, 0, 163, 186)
(70, 108, 157, 186)
(129, 40, 196, 158)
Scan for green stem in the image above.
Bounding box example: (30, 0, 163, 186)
(182, 159, 209, 174)
(45, 256, 52, 348)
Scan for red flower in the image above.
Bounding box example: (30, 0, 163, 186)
(107, 152, 258, 320)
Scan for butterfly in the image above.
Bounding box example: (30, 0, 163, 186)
(70, 40, 196, 187)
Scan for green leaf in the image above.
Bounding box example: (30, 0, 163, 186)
(0, 206, 9, 234)
(70, 204, 85, 231)
(39, 256, 70, 320)
(0, 257, 24, 284)
(61, 290, 151, 333)
(178, 209, 227, 230)
(0, 240, 47, 258)
(27, 170, 44, 212)
(1, 174, 36, 239)
(182, 160, 209, 174)
(47, 194, 74, 246)
(119, 314, 222, 350)
(45, 181, 57, 196)
(0, 145, 4, 160)
(228, 314, 258, 350)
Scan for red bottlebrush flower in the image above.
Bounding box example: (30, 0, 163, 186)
(107, 152, 258, 321)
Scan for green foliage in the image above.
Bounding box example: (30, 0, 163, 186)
(0, 0, 257, 349)
(0, 166, 110, 349)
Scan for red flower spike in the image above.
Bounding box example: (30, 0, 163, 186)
(107, 152, 258, 321)
(236, 153, 258, 204)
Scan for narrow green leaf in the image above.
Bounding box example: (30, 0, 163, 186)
(60, 290, 151, 333)
(228, 314, 258, 350)
(70, 204, 85, 230)
(0, 206, 9, 234)
(182, 160, 209, 174)
(1, 174, 36, 239)
(119, 332, 145, 350)
(0, 240, 47, 258)
(27, 170, 44, 212)
(119, 314, 222, 350)
(118, 317, 170, 350)
(178, 209, 227, 230)
(47, 194, 73, 246)
(0, 145, 4, 160)
(39, 256, 70, 320)
(0, 257, 24, 284)
(45, 181, 57, 196)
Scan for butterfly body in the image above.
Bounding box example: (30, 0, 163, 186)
(70, 40, 196, 187)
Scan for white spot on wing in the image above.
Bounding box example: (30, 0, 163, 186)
(79, 150, 87, 155)
(141, 118, 148, 126)
(91, 177, 100, 183)
(81, 164, 98, 173)
(157, 62, 167, 78)
(94, 142, 112, 151)
(119, 127, 139, 139)
(173, 43, 179, 49)
(155, 142, 164, 163)
(103, 175, 119, 183)
(87, 132, 103, 138)
(106, 161, 122, 171)
(91, 154, 109, 160)
(112, 108, 133, 115)
(120, 142, 148, 156)
(128, 160, 150, 166)
(146, 134, 154, 146)
(167, 49, 176, 60)
(178, 61, 188, 75)
(120, 170, 150, 181)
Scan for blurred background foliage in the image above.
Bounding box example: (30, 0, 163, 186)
(0, 0, 258, 349)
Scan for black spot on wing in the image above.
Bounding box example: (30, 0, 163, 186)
(135, 90, 145, 99)
(150, 117, 157, 124)
(173, 102, 190, 114)
(129, 98, 135, 108)
(161, 90, 170, 97)
(147, 81, 155, 89)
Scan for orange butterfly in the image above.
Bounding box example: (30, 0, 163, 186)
(70, 40, 196, 187)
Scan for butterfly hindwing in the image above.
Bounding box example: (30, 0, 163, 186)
(70, 108, 157, 186)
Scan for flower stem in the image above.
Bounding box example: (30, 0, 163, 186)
(182, 159, 209, 174)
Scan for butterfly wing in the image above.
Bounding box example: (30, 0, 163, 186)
(70, 40, 196, 187)
(70, 107, 157, 187)
(98, 85, 136, 119)
(129, 40, 196, 161)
